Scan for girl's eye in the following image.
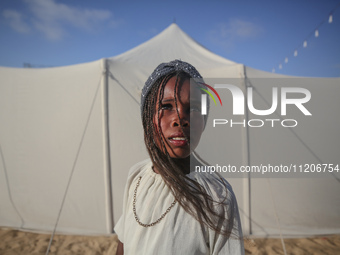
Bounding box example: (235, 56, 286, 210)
(161, 104, 172, 110)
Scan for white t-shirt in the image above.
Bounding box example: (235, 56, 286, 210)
(114, 159, 245, 255)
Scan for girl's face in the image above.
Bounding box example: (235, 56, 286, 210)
(153, 76, 204, 158)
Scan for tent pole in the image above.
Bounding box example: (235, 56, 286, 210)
(102, 58, 114, 233)
(242, 65, 252, 235)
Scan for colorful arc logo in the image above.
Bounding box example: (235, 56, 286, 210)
(199, 83, 222, 115)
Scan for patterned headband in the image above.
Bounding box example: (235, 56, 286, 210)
(140, 59, 204, 116)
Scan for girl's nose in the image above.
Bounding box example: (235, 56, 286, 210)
(171, 109, 189, 127)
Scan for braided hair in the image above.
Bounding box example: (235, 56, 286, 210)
(142, 70, 237, 237)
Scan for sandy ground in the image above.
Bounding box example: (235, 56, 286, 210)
(1, 228, 340, 255)
(244, 235, 340, 255)
(0, 228, 118, 255)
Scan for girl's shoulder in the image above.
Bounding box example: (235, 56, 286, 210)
(125, 158, 166, 191)
(127, 158, 153, 182)
(188, 171, 236, 204)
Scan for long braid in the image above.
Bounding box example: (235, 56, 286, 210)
(142, 71, 236, 237)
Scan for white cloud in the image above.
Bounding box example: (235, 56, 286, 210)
(3, 0, 116, 40)
(3, 9, 31, 34)
(224, 19, 263, 38)
(209, 18, 264, 50)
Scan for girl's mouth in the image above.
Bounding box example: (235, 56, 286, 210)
(170, 137, 186, 141)
(168, 137, 188, 146)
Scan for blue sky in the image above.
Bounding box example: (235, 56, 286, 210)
(1, 0, 339, 77)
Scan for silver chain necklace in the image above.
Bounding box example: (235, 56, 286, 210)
(133, 176, 177, 227)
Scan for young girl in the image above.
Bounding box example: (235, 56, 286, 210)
(114, 60, 244, 255)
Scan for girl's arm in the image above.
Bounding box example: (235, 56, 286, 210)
(116, 240, 124, 255)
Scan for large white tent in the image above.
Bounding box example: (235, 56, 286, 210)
(0, 23, 339, 237)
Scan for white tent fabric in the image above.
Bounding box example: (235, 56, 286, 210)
(243, 75, 340, 236)
(196, 75, 340, 236)
(0, 23, 339, 237)
(0, 61, 113, 234)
